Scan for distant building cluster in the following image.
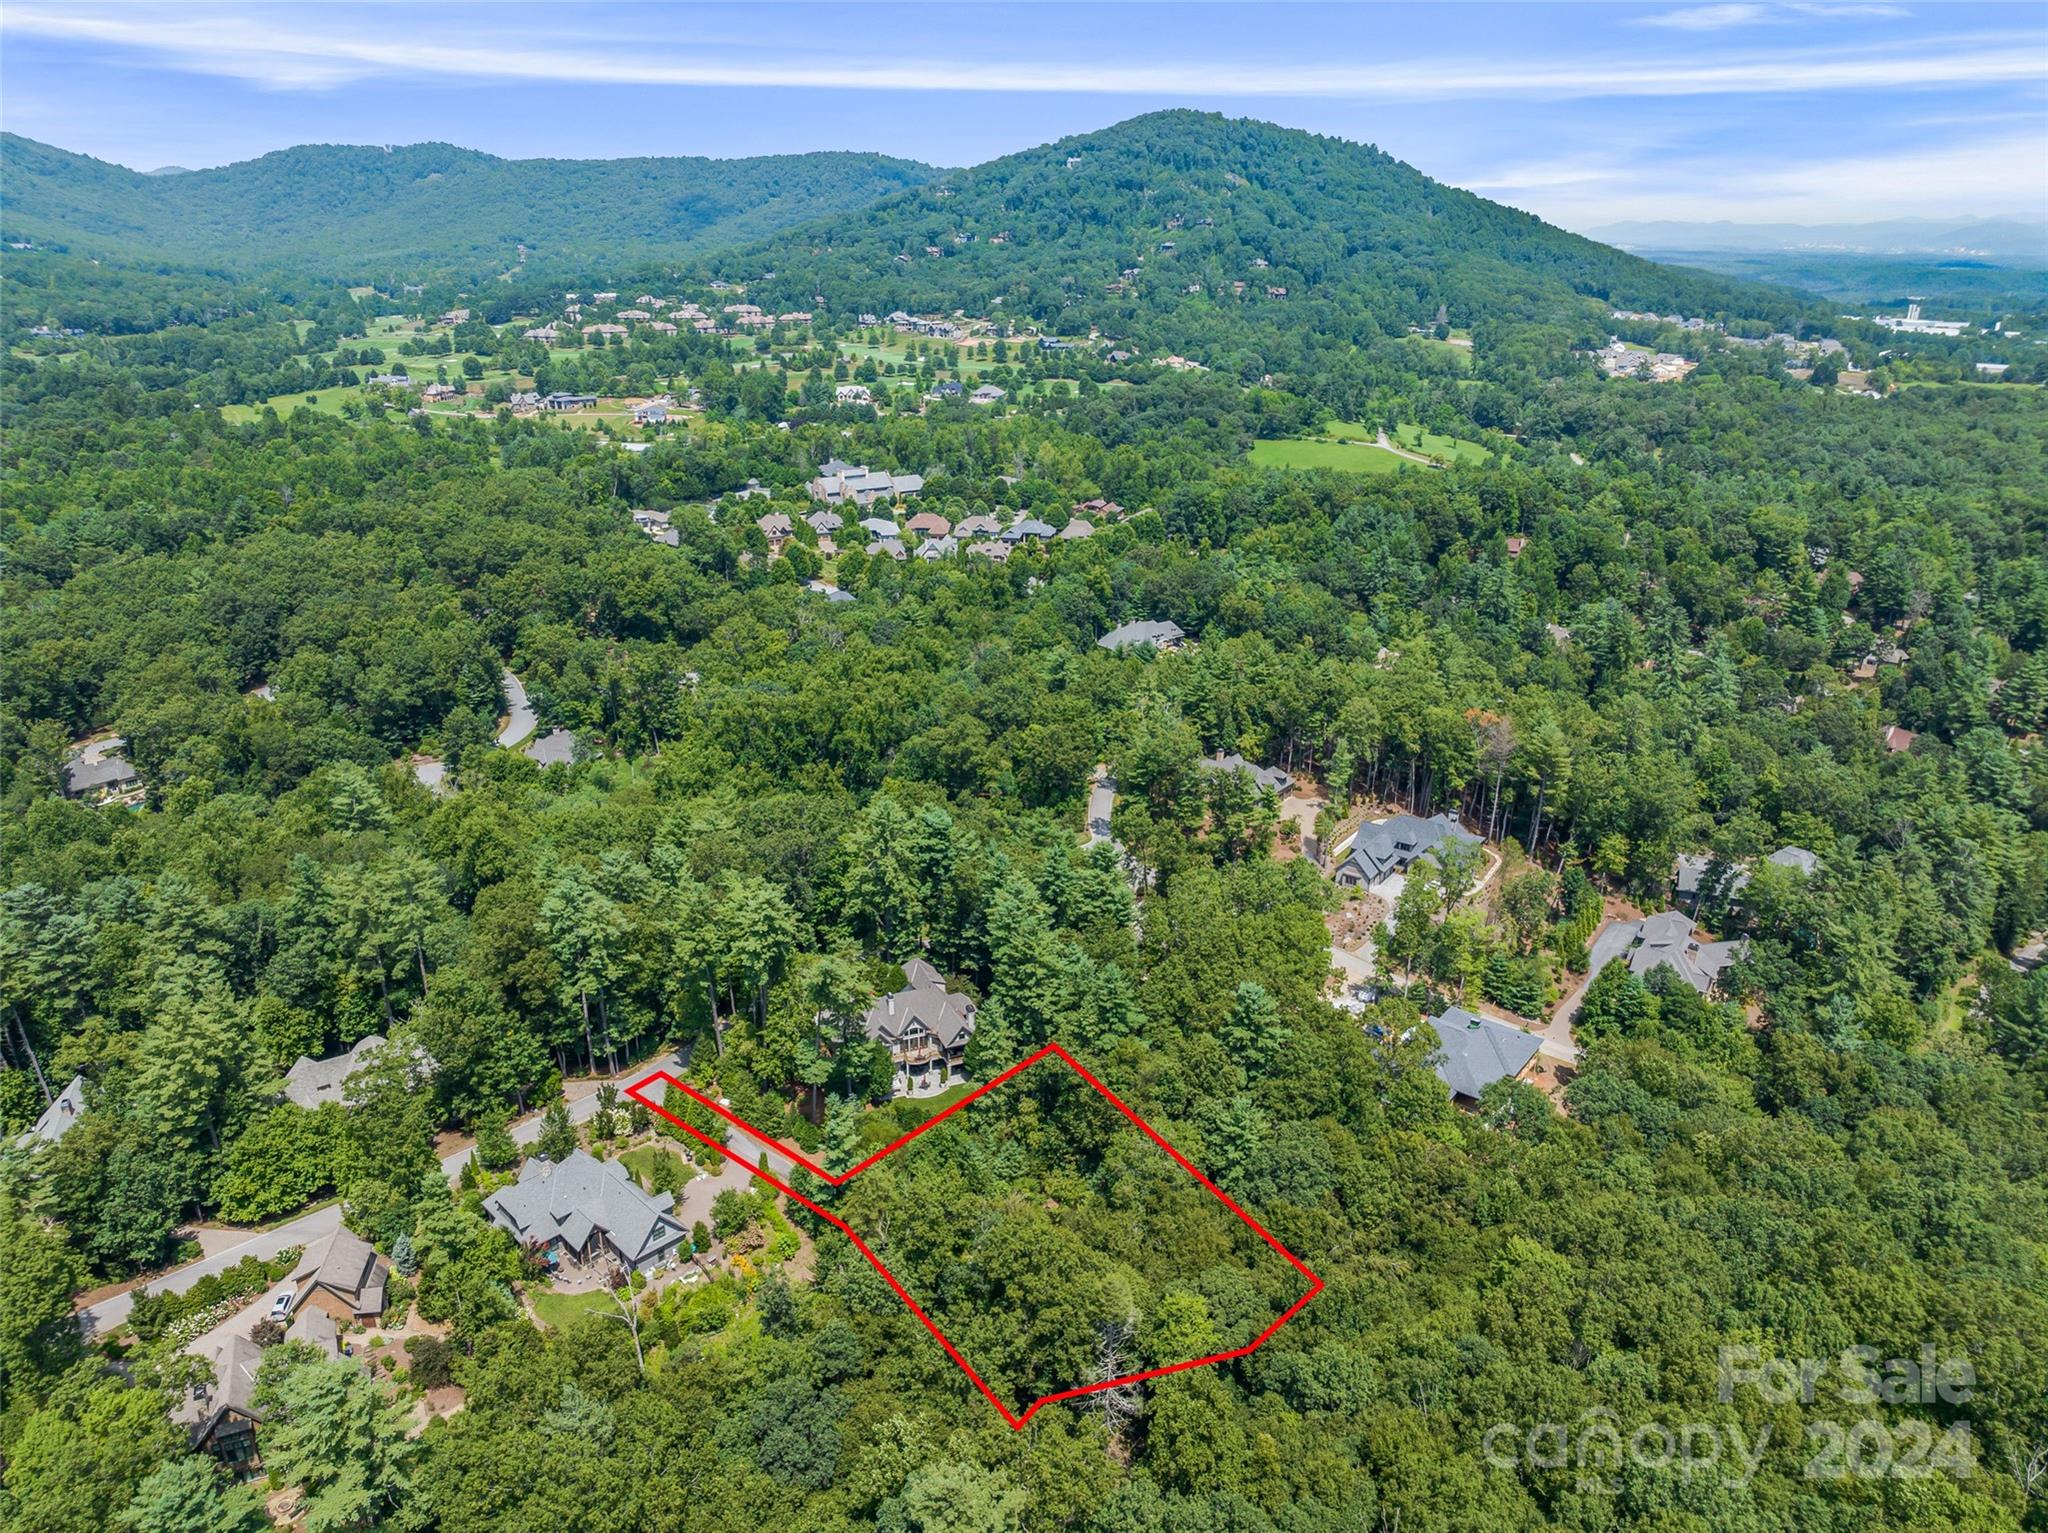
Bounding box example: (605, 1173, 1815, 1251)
(1592, 340, 1695, 382)
(1867, 302, 1970, 337)
(807, 458, 925, 508)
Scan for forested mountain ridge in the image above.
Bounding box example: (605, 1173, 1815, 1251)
(0, 133, 942, 277)
(732, 111, 1802, 367)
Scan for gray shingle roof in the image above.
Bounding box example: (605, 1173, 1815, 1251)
(862, 959, 978, 1052)
(18, 1074, 85, 1146)
(1199, 753, 1290, 795)
(1334, 813, 1478, 886)
(291, 1226, 386, 1313)
(1098, 619, 1186, 652)
(1586, 910, 1746, 994)
(1675, 846, 1816, 900)
(62, 754, 140, 797)
(483, 1149, 686, 1268)
(283, 1035, 390, 1110)
(1426, 1008, 1542, 1101)
(173, 1332, 265, 1433)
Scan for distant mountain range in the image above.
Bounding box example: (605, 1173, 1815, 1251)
(726, 111, 1790, 352)
(1586, 217, 2048, 263)
(0, 134, 939, 274)
(3, 115, 1797, 344)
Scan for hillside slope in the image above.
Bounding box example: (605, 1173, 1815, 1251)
(732, 111, 1798, 360)
(0, 135, 940, 276)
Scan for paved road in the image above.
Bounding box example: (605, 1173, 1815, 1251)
(494, 668, 536, 748)
(1376, 428, 1440, 467)
(80, 1204, 343, 1338)
(80, 1056, 675, 1337)
(1085, 768, 1116, 845)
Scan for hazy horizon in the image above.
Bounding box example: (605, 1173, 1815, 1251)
(4, 1, 2044, 233)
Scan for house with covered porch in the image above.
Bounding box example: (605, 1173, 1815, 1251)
(861, 958, 978, 1095)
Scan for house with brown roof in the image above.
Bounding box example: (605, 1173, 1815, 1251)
(286, 1226, 389, 1324)
(1882, 724, 1917, 753)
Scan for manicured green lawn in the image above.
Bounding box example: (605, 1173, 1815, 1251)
(857, 1081, 979, 1145)
(1248, 437, 1408, 474)
(617, 1144, 693, 1192)
(529, 1286, 616, 1330)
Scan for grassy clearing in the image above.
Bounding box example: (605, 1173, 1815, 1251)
(1391, 423, 1493, 466)
(1405, 331, 1474, 363)
(220, 383, 360, 423)
(529, 1286, 616, 1330)
(1248, 437, 1408, 474)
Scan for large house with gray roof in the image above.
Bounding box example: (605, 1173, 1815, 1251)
(1674, 845, 1817, 906)
(1586, 910, 1746, 995)
(1426, 1007, 1542, 1103)
(1199, 753, 1291, 796)
(807, 463, 924, 509)
(62, 740, 143, 805)
(281, 1034, 429, 1110)
(1333, 813, 1480, 891)
(483, 1149, 689, 1275)
(862, 958, 977, 1095)
(175, 1331, 266, 1476)
(1098, 618, 1187, 653)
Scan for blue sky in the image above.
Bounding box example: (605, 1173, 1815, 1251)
(4, 1, 2043, 233)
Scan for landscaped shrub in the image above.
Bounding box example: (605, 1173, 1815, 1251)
(405, 1334, 458, 1389)
(126, 1248, 303, 1342)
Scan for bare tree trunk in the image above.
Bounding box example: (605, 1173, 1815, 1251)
(607, 1280, 645, 1376)
(12, 1013, 51, 1103)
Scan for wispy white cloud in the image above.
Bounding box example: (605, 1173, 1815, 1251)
(1635, 1, 1907, 27)
(1470, 129, 2048, 225)
(1786, 3, 1910, 17)
(2, 4, 2037, 100)
(1636, 4, 1769, 31)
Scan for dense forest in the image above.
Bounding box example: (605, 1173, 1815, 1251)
(1, 113, 2045, 1533)
(0, 134, 939, 277)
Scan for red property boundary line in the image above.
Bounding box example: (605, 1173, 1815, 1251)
(624, 1041, 1323, 1428)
